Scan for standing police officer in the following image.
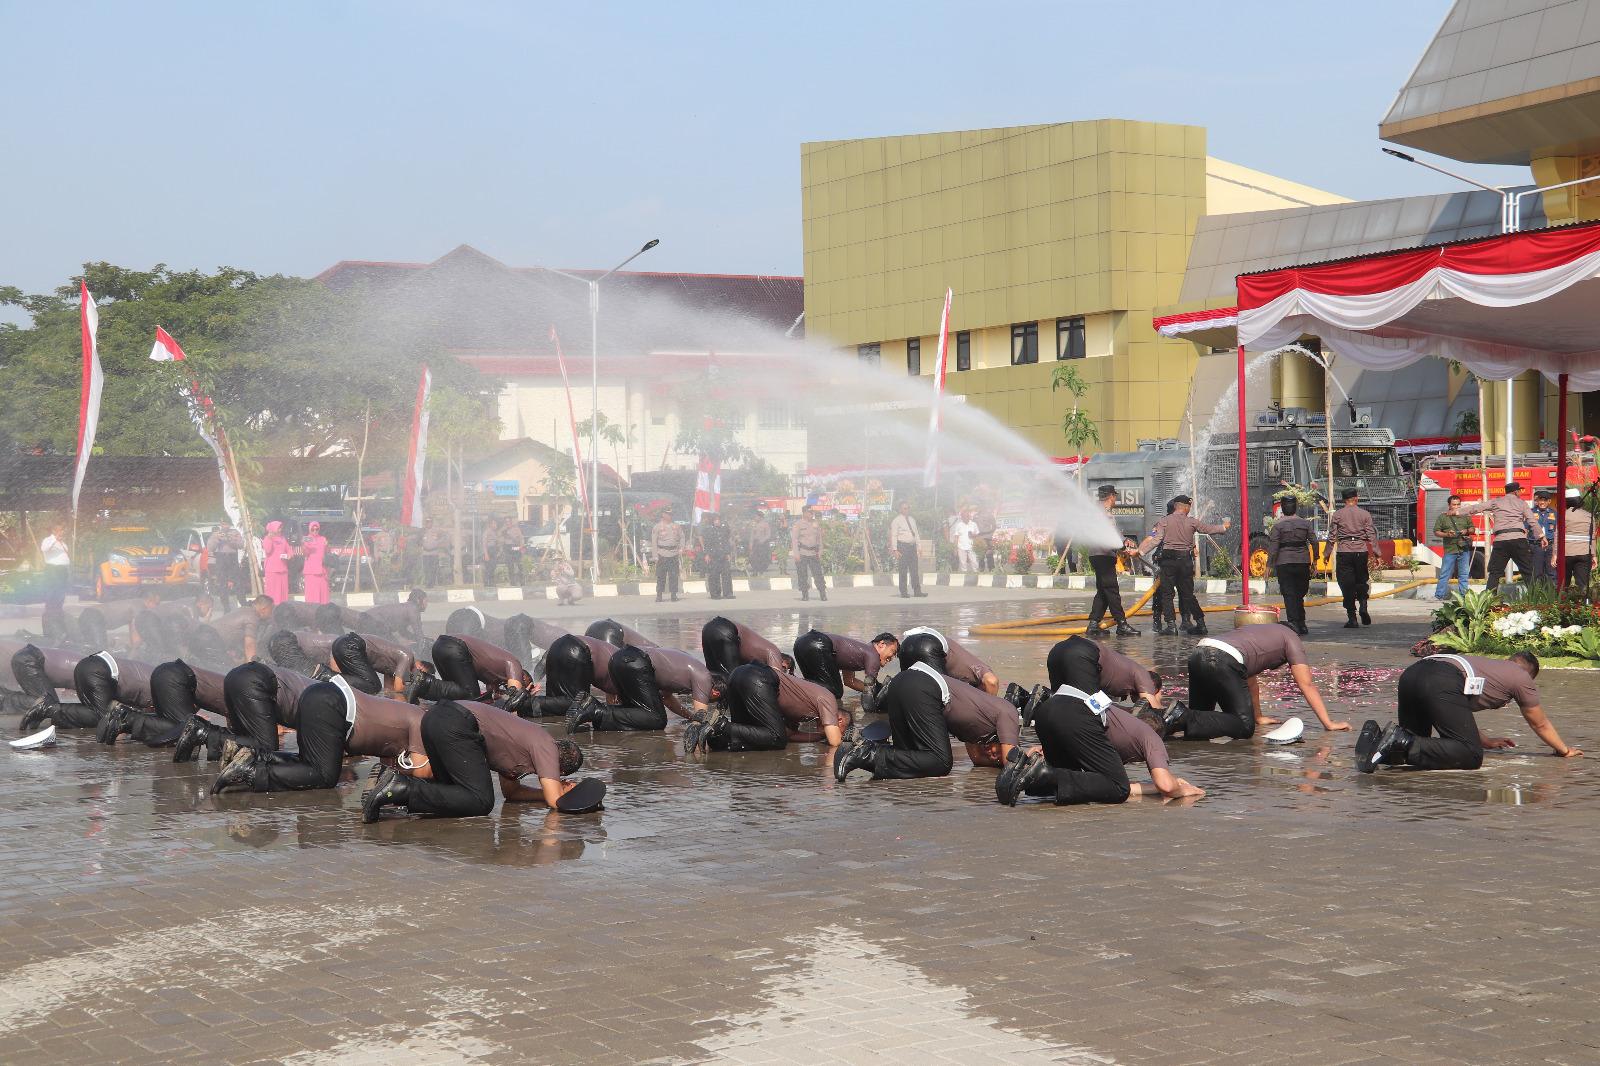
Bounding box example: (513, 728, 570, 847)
(1086, 485, 1139, 637)
(652, 507, 683, 603)
(1137, 496, 1229, 636)
(1325, 487, 1378, 628)
(1266, 496, 1315, 635)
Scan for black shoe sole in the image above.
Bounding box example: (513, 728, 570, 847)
(1355, 719, 1382, 773)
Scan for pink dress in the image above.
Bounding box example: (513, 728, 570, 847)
(301, 535, 330, 603)
(262, 534, 293, 604)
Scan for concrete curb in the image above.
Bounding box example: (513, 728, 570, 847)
(319, 571, 1436, 608)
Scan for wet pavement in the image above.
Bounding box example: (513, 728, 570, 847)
(4, 592, 1600, 1065)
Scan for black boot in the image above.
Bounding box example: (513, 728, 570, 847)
(1369, 723, 1414, 771)
(402, 670, 433, 704)
(210, 746, 258, 794)
(1020, 684, 1048, 728)
(1359, 602, 1372, 626)
(996, 749, 1049, 806)
(1184, 619, 1208, 636)
(1115, 621, 1141, 637)
(1160, 700, 1189, 738)
(1003, 682, 1027, 709)
(362, 764, 412, 822)
(19, 695, 58, 734)
(96, 700, 133, 745)
(1344, 610, 1360, 629)
(172, 714, 213, 762)
(1353, 719, 1381, 772)
(801, 589, 809, 601)
(819, 585, 827, 601)
(834, 739, 880, 782)
(565, 696, 604, 734)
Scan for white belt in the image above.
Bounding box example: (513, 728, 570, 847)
(1054, 683, 1112, 722)
(1426, 654, 1486, 695)
(96, 651, 120, 680)
(330, 675, 359, 738)
(468, 605, 486, 626)
(1195, 638, 1244, 665)
(908, 661, 951, 706)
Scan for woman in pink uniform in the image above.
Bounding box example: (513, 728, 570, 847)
(262, 521, 294, 605)
(301, 520, 330, 604)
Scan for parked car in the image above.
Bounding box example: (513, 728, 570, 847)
(78, 523, 191, 600)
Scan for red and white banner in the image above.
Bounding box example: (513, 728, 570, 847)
(923, 287, 953, 488)
(148, 326, 186, 362)
(1153, 306, 1238, 338)
(400, 365, 432, 527)
(1236, 221, 1600, 387)
(550, 327, 589, 518)
(149, 327, 243, 526)
(71, 282, 102, 517)
(693, 452, 721, 524)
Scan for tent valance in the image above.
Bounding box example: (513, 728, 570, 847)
(1236, 219, 1600, 388)
(1153, 307, 1238, 337)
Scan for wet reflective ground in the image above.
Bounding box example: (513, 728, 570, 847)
(4, 594, 1600, 1065)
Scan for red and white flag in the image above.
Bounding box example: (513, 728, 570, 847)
(550, 327, 589, 517)
(400, 365, 432, 527)
(71, 282, 103, 517)
(148, 326, 187, 362)
(923, 287, 953, 488)
(693, 449, 721, 525)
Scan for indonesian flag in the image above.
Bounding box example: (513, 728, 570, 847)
(693, 451, 721, 525)
(148, 326, 187, 362)
(923, 287, 952, 488)
(400, 365, 432, 527)
(71, 282, 102, 517)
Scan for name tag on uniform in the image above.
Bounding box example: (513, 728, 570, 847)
(1464, 676, 1485, 695)
(1055, 684, 1112, 717)
(1430, 654, 1485, 695)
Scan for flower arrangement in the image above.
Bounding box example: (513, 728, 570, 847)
(1492, 610, 1541, 638)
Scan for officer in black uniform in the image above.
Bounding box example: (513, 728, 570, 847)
(698, 513, 735, 601)
(1085, 485, 1139, 637)
(1266, 496, 1316, 635)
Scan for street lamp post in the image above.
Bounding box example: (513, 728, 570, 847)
(546, 238, 660, 582)
(1382, 147, 1600, 233)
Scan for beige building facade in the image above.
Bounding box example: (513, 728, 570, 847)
(801, 120, 1346, 455)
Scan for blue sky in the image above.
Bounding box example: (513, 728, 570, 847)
(0, 0, 1528, 307)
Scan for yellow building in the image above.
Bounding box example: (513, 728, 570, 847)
(800, 120, 1346, 455)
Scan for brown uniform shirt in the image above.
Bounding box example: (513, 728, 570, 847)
(944, 682, 1020, 746)
(775, 671, 841, 728)
(1211, 624, 1308, 678)
(943, 637, 994, 689)
(465, 702, 562, 781)
(345, 689, 424, 759)
(213, 607, 264, 653)
(790, 518, 823, 558)
(652, 521, 683, 558)
(644, 647, 713, 705)
(825, 632, 884, 680)
(1103, 705, 1170, 771)
(573, 635, 619, 695)
(1326, 504, 1379, 554)
(1465, 493, 1540, 543)
(457, 634, 525, 689)
(361, 602, 424, 642)
(1094, 644, 1159, 701)
(725, 621, 786, 672)
(1151, 512, 1227, 553)
(1443, 655, 1540, 713)
(292, 631, 414, 679)
(1566, 506, 1595, 556)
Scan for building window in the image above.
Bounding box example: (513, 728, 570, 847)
(724, 409, 745, 430)
(955, 331, 970, 371)
(758, 402, 786, 430)
(1010, 323, 1038, 365)
(906, 338, 921, 376)
(858, 343, 880, 368)
(1056, 316, 1085, 360)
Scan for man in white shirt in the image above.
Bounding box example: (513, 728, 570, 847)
(39, 521, 72, 615)
(888, 502, 927, 598)
(949, 509, 980, 572)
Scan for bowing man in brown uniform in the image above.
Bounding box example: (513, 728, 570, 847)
(1324, 487, 1379, 628)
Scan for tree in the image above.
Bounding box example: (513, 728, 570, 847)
(1051, 363, 1102, 476)
(577, 410, 633, 560)
(672, 367, 753, 465)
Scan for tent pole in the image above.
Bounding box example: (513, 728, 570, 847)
(1506, 374, 1516, 483)
(1558, 374, 1569, 588)
(1238, 344, 1250, 608)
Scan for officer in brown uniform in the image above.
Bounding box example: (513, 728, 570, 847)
(1136, 495, 1229, 636)
(1464, 482, 1545, 593)
(1564, 488, 1595, 590)
(790, 508, 827, 601)
(1266, 496, 1316, 635)
(651, 506, 683, 602)
(1325, 487, 1378, 627)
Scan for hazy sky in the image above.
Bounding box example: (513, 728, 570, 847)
(1, 1, 1528, 310)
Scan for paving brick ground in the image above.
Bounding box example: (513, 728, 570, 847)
(2, 593, 1598, 1065)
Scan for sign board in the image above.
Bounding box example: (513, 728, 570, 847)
(487, 480, 519, 497)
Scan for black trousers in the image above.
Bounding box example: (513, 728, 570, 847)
(139, 660, 203, 745)
(795, 555, 825, 596)
(1277, 562, 1311, 629)
(1486, 538, 1533, 592)
(428, 634, 483, 701)
(1046, 634, 1101, 692)
(76, 607, 110, 651)
(66, 655, 122, 729)
(331, 634, 382, 695)
(701, 616, 742, 678)
(711, 663, 787, 751)
(405, 701, 497, 815)
(1565, 553, 1593, 591)
(1397, 659, 1483, 770)
(544, 634, 595, 701)
(706, 554, 733, 599)
(423, 554, 440, 588)
(184, 624, 233, 670)
(1156, 551, 1200, 624)
(656, 556, 680, 597)
(1087, 554, 1126, 625)
(225, 661, 286, 751)
(749, 542, 772, 575)
(875, 669, 953, 779)
(1336, 552, 1369, 613)
(1026, 695, 1131, 804)
(251, 683, 349, 792)
(601, 646, 669, 730)
(1183, 647, 1255, 740)
(793, 630, 843, 699)
(896, 545, 922, 595)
